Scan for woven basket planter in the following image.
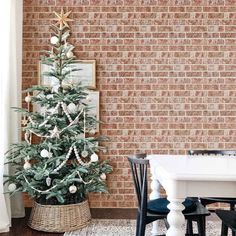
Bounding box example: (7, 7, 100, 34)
(28, 200, 91, 232)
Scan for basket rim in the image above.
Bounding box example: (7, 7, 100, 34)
(33, 199, 89, 208)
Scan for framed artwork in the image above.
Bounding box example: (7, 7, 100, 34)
(86, 91, 100, 132)
(39, 60, 96, 89)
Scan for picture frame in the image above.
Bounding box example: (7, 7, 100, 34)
(39, 60, 96, 89)
(86, 91, 100, 132)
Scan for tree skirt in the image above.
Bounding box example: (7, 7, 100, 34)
(64, 218, 228, 236)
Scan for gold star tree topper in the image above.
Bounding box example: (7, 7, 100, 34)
(52, 9, 74, 29)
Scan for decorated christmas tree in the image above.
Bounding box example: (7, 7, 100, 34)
(5, 10, 112, 206)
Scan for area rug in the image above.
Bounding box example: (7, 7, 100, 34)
(64, 218, 226, 236)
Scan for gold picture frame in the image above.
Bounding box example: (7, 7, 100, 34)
(39, 60, 96, 89)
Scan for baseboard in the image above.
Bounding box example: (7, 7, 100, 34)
(25, 207, 137, 219)
(90, 208, 137, 219)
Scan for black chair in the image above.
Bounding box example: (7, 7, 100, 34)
(216, 210, 236, 236)
(128, 153, 210, 236)
(188, 150, 236, 236)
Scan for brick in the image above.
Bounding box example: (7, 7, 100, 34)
(23, 0, 236, 209)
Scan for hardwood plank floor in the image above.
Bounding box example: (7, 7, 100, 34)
(0, 209, 63, 236)
(0, 208, 137, 236)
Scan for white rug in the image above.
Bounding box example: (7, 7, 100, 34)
(64, 218, 227, 236)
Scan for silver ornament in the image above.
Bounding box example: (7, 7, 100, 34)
(69, 185, 77, 194)
(46, 177, 51, 186)
(81, 150, 88, 157)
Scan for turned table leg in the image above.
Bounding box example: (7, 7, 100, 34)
(166, 197, 185, 236)
(150, 171, 161, 236)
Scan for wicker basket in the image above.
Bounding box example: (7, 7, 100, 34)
(28, 200, 91, 232)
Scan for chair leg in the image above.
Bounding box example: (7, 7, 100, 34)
(138, 221, 146, 236)
(220, 222, 228, 236)
(186, 220, 193, 235)
(197, 217, 206, 236)
(230, 203, 235, 236)
(164, 218, 169, 229)
(135, 213, 140, 236)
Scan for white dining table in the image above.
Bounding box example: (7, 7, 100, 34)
(148, 154, 236, 236)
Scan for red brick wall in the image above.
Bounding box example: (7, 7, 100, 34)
(23, 0, 236, 208)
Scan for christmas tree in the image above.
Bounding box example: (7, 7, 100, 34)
(5, 10, 112, 205)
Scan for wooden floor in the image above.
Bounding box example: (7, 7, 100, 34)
(0, 209, 63, 236)
(0, 208, 137, 236)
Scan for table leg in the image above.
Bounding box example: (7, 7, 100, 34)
(150, 175, 161, 236)
(166, 198, 185, 236)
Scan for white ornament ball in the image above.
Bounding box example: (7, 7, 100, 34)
(50, 36, 59, 45)
(24, 161, 31, 170)
(67, 103, 78, 114)
(69, 185, 77, 194)
(25, 95, 32, 103)
(90, 153, 99, 162)
(48, 152, 53, 158)
(81, 150, 88, 157)
(89, 129, 96, 135)
(8, 183, 17, 192)
(100, 173, 106, 180)
(66, 51, 74, 58)
(40, 149, 49, 158)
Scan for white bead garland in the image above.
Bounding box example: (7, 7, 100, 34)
(53, 146, 73, 172)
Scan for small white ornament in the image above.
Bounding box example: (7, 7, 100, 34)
(40, 149, 49, 158)
(46, 177, 51, 186)
(100, 173, 106, 180)
(69, 185, 77, 194)
(90, 153, 99, 162)
(8, 183, 17, 192)
(24, 161, 31, 170)
(66, 50, 74, 58)
(67, 103, 78, 114)
(103, 148, 108, 154)
(81, 150, 88, 157)
(50, 36, 59, 45)
(89, 129, 96, 135)
(50, 126, 60, 139)
(25, 95, 32, 103)
(51, 84, 60, 93)
(48, 152, 53, 158)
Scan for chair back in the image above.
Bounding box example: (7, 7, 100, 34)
(127, 154, 149, 212)
(188, 150, 236, 156)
